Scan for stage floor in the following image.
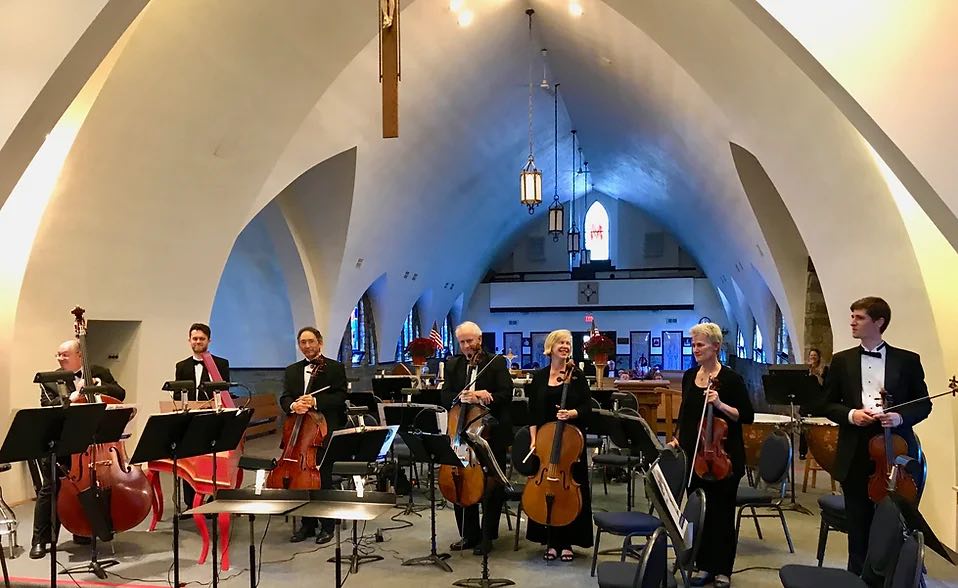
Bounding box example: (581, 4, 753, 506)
(4, 437, 957, 587)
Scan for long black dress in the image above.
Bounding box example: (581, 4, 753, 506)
(675, 365, 754, 578)
(525, 365, 594, 550)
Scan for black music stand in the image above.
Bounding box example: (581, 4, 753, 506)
(60, 405, 135, 579)
(453, 433, 514, 588)
(130, 409, 244, 588)
(0, 403, 106, 588)
(189, 488, 309, 588)
(381, 403, 442, 515)
(763, 372, 820, 515)
(400, 431, 460, 572)
(372, 375, 413, 401)
(312, 427, 394, 586)
(181, 408, 253, 587)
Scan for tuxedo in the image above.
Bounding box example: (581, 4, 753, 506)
(440, 352, 513, 548)
(819, 343, 931, 573)
(32, 364, 124, 548)
(173, 355, 231, 400)
(278, 356, 348, 535)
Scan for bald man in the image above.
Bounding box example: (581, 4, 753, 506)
(29, 339, 125, 559)
(440, 321, 512, 556)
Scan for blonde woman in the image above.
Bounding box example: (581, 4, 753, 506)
(525, 329, 593, 562)
(668, 323, 754, 588)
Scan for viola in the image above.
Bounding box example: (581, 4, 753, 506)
(692, 377, 732, 482)
(57, 306, 154, 539)
(867, 388, 918, 504)
(438, 345, 489, 507)
(266, 358, 329, 490)
(521, 359, 584, 527)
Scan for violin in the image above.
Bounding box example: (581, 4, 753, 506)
(438, 344, 490, 507)
(266, 358, 329, 490)
(57, 306, 154, 539)
(867, 388, 918, 504)
(521, 359, 584, 527)
(692, 377, 732, 482)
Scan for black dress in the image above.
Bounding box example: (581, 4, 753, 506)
(525, 366, 594, 550)
(675, 365, 754, 578)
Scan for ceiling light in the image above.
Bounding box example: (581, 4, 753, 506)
(569, 1, 584, 17)
(450, 0, 466, 13)
(519, 9, 542, 214)
(457, 9, 474, 27)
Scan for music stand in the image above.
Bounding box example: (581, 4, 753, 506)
(403, 387, 442, 406)
(763, 371, 820, 515)
(130, 410, 243, 588)
(0, 403, 106, 588)
(181, 408, 253, 587)
(305, 427, 395, 586)
(190, 488, 309, 588)
(372, 375, 413, 401)
(400, 432, 460, 572)
(380, 403, 443, 515)
(454, 432, 513, 588)
(60, 405, 135, 579)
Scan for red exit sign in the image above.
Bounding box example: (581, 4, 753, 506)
(584, 314, 594, 323)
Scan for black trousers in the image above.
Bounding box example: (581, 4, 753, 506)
(689, 473, 743, 577)
(299, 456, 335, 535)
(841, 468, 872, 575)
(30, 457, 61, 546)
(454, 442, 508, 546)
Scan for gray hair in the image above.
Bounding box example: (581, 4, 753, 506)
(454, 321, 482, 337)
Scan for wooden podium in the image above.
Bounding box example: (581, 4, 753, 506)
(613, 380, 676, 437)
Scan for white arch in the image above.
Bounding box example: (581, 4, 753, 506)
(584, 200, 611, 261)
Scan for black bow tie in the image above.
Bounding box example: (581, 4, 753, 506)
(860, 343, 886, 359)
(74, 370, 82, 378)
(193, 359, 204, 366)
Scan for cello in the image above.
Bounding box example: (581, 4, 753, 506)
(867, 388, 918, 504)
(266, 359, 329, 489)
(438, 346, 490, 507)
(522, 359, 584, 527)
(691, 377, 732, 482)
(57, 307, 154, 540)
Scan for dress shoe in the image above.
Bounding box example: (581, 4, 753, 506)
(690, 571, 714, 587)
(714, 575, 731, 588)
(315, 530, 334, 545)
(289, 527, 316, 543)
(72, 534, 91, 545)
(449, 539, 478, 552)
(29, 543, 47, 559)
(472, 541, 492, 556)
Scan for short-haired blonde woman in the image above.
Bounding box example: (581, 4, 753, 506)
(668, 323, 754, 588)
(524, 329, 593, 562)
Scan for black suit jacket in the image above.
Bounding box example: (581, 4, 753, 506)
(819, 345, 931, 483)
(440, 352, 513, 451)
(173, 355, 231, 400)
(39, 364, 125, 407)
(280, 357, 348, 431)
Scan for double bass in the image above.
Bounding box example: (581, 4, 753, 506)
(522, 359, 584, 527)
(266, 359, 329, 489)
(867, 388, 918, 504)
(57, 307, 154, 540)
(438, 347, 490, 507)
(692, 377, 732, 482)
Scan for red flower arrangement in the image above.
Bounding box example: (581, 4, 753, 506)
(406, 337, 439, 364)
(584, 334, 615, 363)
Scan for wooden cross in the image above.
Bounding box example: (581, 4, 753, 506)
(379, 0, 400, 138)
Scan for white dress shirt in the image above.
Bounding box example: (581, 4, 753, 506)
(849, 342, 886, 424)
(193, 355, 204, 386)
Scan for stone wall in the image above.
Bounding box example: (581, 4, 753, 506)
(803, 259, 833, 362)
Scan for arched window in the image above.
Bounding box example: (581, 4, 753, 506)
(440, 313, 454, 357)
(753, 321, 765, 363)
(395, 303, 422, 362)
(775, 307, 792, 364)
(584, 201, 610, 261)
(339, 293, 378, 366)
(736, 328, 747, 359)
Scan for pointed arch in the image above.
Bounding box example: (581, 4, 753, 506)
(584, 201, 610, 261)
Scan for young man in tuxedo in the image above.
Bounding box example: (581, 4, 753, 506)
(172, 322, 231, 511)
(819, 297, 931, 574)
(173, 323, 230, 401)
(279, 327, 348, 544)
(29, 339, 126, 559)
(440, 321, 513, 555)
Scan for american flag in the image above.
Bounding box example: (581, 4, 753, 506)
(429, 321, 443, 351)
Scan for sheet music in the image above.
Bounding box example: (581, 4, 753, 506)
(651, 462, 687, 539)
